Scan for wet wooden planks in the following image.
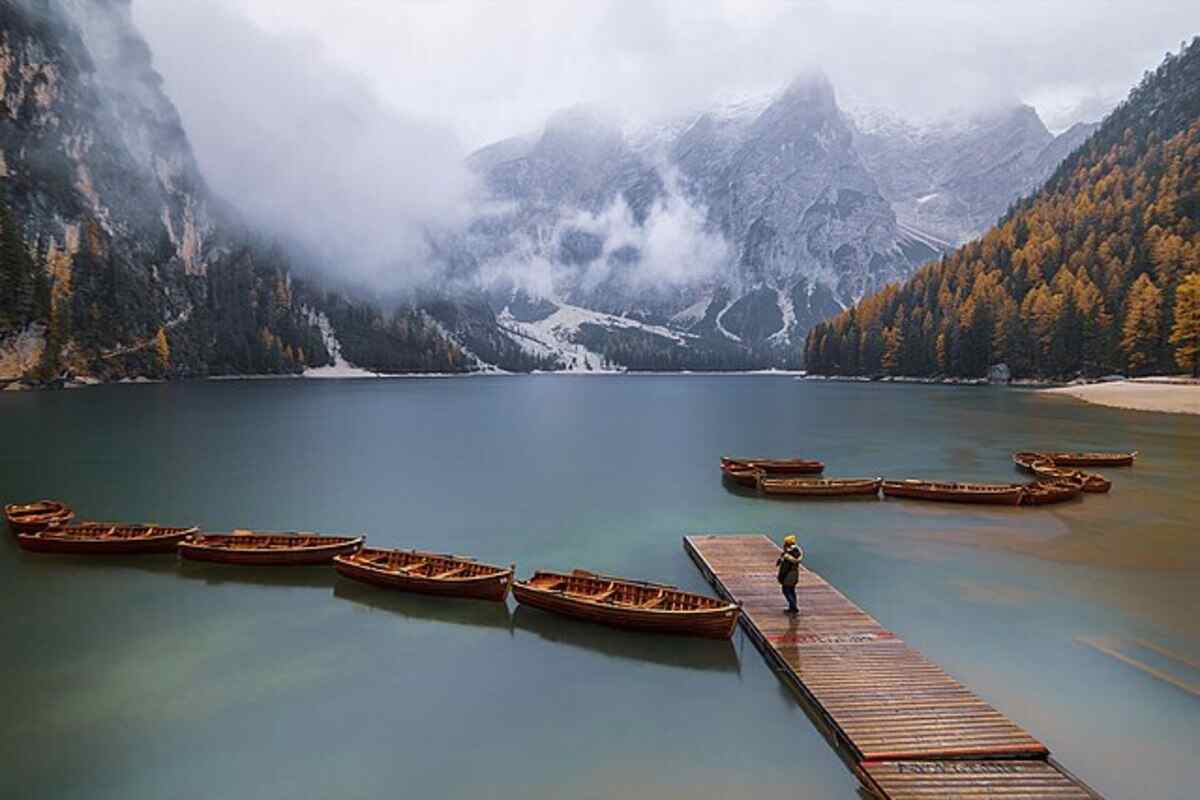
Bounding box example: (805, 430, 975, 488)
(683, 534, 1100, 799)
(862, 760, 1095, 799)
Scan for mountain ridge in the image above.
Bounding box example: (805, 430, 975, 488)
(805, 37, 1200, 380)
(1, 2, 1110, 383)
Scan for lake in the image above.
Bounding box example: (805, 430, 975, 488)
(1, 376, 1197, 799)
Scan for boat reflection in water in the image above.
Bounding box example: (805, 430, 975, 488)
(175, 558, 339, 589)
(332, 578, 514, 632)
(512, 603, 741, 674)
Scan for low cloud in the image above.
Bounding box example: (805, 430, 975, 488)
(476, 169, 729, 301)
(185, 1, 1200, 149)
(570, 176, 728, 293)
(134, 0, 478, 290)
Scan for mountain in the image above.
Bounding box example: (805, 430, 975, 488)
(0, 2, 1110, 383)
(0, 0, 489, 385)
(849, 104, 1100, 246)
(805, 38, 1200, 380)
(456, 77, 1096, 370)
(458, 76, 947, 370)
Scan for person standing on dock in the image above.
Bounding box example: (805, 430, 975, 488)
(776, 535, 804, 614)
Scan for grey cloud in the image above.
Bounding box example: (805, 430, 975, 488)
(134, 0, 478, 290)
(133, 0, 1200, 290)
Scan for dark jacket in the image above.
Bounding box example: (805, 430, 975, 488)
(776, 544, 803, 587)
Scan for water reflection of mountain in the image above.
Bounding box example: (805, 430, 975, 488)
(332, 579, 514, 631)
(512, 604, 741, 674)
(175, 559, 338, 589)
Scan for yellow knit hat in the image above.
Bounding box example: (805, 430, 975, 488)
(783, 534, 797, 546)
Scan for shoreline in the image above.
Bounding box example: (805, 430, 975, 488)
(8, 371, 1196, 415)
(1, 368, 808, 392)
(1041, 380, 1200, 416)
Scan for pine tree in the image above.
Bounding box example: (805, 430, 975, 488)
(1169, 273, 1200, 376)
(1121, 274, 1163, 375)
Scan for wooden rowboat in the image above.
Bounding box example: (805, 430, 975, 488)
(1012, 452, 1050, 472)
(1031, 463, 1112, 493)
(882, 479, 1025, 506)
(512, 569, 740, 639)
(5, 500, 73, 535)
(17, 523, 199, 554)
(178, 530, 364, 565)
(1042, 451, 1137, 467)
(720, 466, 762, 488)
(759, 476, 882, 498)
(720, 456, 824, 474)
(1020, 481, 1082, 506)
(334, 547, 514, 601)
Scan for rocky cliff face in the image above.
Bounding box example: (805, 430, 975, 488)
(849, 104, 1099, 246)
(456, 81, 1099, 369)
(0, 0, 475, 384)
(0, 2, 1102, 379)
(1, 0, 213, 294)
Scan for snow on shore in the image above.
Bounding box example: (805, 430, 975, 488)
(1043, 380, 1200, 415)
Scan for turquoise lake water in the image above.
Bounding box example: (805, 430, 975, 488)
(1, 376, 1197, 799)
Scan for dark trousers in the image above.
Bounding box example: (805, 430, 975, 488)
(781, 584, 798, 611)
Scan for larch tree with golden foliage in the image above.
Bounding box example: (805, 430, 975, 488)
(1121, 274, 1163, 375)
(1170, 273, 1200, 376)
(803, 38, 1200, 380)
(153, 326, 170, 375)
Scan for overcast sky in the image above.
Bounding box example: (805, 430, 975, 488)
(140, 0, 1199, 147)
(132, 1, 1199, 287)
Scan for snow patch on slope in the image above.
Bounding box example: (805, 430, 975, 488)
(670, 296, 711, 327)
(303, 311, 376, 378)
(768, 288, 795, 344)
(714, 299, 742, 343)
(497, 302, 694, 372)
(896, 222, 955, 252)
(423, 314, 505, 373)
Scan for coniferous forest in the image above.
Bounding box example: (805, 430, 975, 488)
(804, 39, 1200, 380)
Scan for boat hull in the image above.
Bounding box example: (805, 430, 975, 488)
(1031, 465, 1112, 493)
(178, 536, 364, 565)
(333, 556, 512, 601)
(1045, 452, 1136, 467)
(1020, 481, 1082, 506)
(720, 467, 761, 488)
(1078, 474, 1112, 493)
(760, 478, 882, 497)
(721, 457, 824, 474)
(17, 530, 192, 554)
(882, 482, 1024, 506)
(5, 502, 74, 535)
(1012, 452, 1049, 472)
(512, 583, 739, 639)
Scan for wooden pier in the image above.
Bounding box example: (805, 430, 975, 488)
(684, 534, 1100, 799)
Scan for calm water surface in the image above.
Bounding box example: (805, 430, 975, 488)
(1, 377, 1197, 799)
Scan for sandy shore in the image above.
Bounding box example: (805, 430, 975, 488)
(1043, 380, 1200, 415)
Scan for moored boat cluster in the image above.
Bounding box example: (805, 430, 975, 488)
(3, 508, 740, 640)
(721, 450, 1136, 506)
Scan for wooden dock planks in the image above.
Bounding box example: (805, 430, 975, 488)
(683, 534, 1100, 799)
(862, 760, 1095, 799)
